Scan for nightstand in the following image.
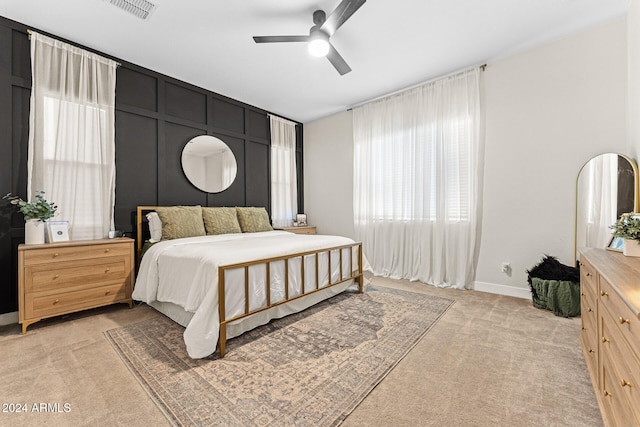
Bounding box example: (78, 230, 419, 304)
(277, 226, 317, 235)
(18, 238, 134, 333)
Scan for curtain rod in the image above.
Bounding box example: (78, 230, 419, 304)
(27, 29, 121, 67)
(347, 63, 486, 111)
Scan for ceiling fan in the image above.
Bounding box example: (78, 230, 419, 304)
(252, 0, 366, 75)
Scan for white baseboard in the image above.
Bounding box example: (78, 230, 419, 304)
(0, 311, 18, 327)
(473, 281, 531, 300)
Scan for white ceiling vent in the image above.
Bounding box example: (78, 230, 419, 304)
(104, 0, 157, 20)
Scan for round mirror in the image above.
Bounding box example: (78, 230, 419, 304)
(181, 135, 237, 193)
(575, 153, 638, 262)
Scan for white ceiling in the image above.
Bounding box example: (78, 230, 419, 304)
(0, 0, 630, 123)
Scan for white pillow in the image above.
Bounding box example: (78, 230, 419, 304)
(146, 212, 162, 242)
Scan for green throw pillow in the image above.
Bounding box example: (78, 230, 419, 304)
(236, 207, 273, 233)
(202, 207, 242, 235)
(155, 206, 205, 240)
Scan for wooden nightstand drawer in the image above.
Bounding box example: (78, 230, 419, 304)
(278, 226, 317, 235)
(27, 282, 128, 319)
(28, 257, 127, 293)
(23, 240, 131, 266)
(18, 238, 134, 333)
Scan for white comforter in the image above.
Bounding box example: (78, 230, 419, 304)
(133, 231, 360, 358)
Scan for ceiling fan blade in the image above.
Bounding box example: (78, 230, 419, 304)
(321, 0, 366, 36)
(253, 35, 309, 43)
(326, 44, 352, 75)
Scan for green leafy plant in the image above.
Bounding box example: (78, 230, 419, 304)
(3, 191, 58, 221)
(610, 213, 640, 241)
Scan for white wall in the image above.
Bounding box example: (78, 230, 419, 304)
(305, 19, 628, 297)
(304, 110, 356, 239)
(478, 18, 627, 295)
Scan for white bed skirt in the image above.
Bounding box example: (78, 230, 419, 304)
(149, 279, 357, 343)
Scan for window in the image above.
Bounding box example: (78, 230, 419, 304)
(352, 68, 483, 288)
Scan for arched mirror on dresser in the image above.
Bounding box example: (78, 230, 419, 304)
(181, 135, 237, 193)
(574, 153, 639, 263)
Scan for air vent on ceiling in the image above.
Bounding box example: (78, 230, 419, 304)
(104, 0, 157, 20)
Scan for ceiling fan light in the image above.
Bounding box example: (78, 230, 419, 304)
(308, 32, 330, 57)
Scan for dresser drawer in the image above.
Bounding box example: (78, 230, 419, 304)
(26, 282, 128, 319)
(581, 288, 597, 325)
(601, 307, 640, 421)
(601, 353, 638, 427)
(23, 241, 131, 266)
(580, 332, 598, 382)
(599, 275, 640, 358)
(27, 257, 128, 294)
(579, 257, 597, 295)
(581, 302, 597, 349)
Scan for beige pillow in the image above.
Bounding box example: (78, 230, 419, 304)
(155, 206, 205, 240)
(202, 207, 242, 235)
(236, 207, 273, 233)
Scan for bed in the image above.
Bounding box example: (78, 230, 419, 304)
(132, 205, 365, 359)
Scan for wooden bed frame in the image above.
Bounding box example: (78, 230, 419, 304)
(136, 206, 364, 358)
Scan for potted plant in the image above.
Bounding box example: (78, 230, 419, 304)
(610, 213, 640, 257)
(3, 191, 58, 244)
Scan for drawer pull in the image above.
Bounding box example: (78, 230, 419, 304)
(585, 272, 592, 277)
(53, 253, 59, 258)
(618, 317, 631, 325)
(600, 291, 609, 297)
(604, 390, 612, 397)
(588, 348, 594, 353)
(602, 336, 610, 343)
(620, 379, 632, 388)
(105, 268, 110, 273)
(53, 275, 59, 280)
(53, 299, 60, 305)
(105, 290, 111, 296)
(581, 292, 585, 296)
(587, 308, 592, 313)
(105, 249, 110, 253)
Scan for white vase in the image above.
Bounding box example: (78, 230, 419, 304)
(623, 238, 640, 257)
(24, 219, 45, 245)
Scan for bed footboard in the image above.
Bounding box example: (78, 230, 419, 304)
(217, 242, 364, 358)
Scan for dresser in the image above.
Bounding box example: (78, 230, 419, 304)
(579, 248, 640, 426)
(277, 225, 317, 235)
(18, 238, 134, 334)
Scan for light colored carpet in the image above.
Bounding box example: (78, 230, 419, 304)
(0, 276, 602, 427)
(104, 285, 454, 426)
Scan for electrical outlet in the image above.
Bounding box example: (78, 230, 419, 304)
(501, 262, 511, 273)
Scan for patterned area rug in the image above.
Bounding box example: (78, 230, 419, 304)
(105, 286, 454, 427)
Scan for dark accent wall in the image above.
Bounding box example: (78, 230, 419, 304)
(0, 16, 304, 315)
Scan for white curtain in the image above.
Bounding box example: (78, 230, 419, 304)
(27, 32, 117, 240)
(353, 68, 484, 289)
(270, 115, 298, 228)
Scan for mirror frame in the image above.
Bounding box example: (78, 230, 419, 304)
(181, 135, 237, 193)
(574, 153, 639, 263)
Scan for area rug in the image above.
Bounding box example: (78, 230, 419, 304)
(105, 285, 454, 427)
